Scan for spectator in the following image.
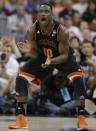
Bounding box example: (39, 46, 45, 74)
(0, 0, 10, 16)
(26, 0, 39, 22)
(82, 28, 93, 42)
(0, 41, 18, 115)
(83, 0, 96, 23)
(77, 21, 91, 42)
(64, 15, 79, 34)
(1, 36, 22, 59)
(0, 17, 11, 38)
(46, 0, 59, 22)
(72, 12, 82, 27)
(59, 0, 76, 18)
(72, 0, 88, 15)
(5, 0, 17, 15)
(0, 43, 19, 99)
(79, 40, 96, 115)
(83, 75, 96, 115)
(8, 4, 33, 32)
(39, 72, 76, 116)
(81, 40, 96, 78)
(0, 44, 19, 76)
(69, 32, 76, 40)
(79, 21, 89, 32)
(17, 0, 27, 7)
(0, 0, 11, 38)
(13, 21, 27, 43)
(0, 76, 16, 114)
(69, 36, 80, 49)
(53, 0, 66, 17)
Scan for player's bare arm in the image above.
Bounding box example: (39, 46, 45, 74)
(42, 25, 69, 68)
(51, 25, 69, 64)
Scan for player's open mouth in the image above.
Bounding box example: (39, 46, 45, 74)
(41, 18, 46, 22)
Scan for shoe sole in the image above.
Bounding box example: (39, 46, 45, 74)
(8, 126, 28, 129)
(77, 128, 89, 131)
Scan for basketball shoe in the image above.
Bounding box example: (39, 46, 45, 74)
(8, 115, 28, 129)
(77, 115, 89, 131)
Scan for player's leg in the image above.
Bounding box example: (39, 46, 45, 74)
(67, 63, 89, 130)
(8, 59, 34, 129)
(8, 75, 28, 129)
(8, 58, 52, 129)
(8, 58, 42, 129)
(73, 76, 89, 130)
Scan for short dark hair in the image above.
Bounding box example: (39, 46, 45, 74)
(64, 15, 71, 20)
(69, 36, 80, 44)
(82, 40, 94, 47)
(40, 2, 52, 10)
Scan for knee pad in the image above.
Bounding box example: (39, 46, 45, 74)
(16, 76, 28, 97)
(73, 77, 86, 100)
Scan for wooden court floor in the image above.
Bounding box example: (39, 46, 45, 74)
(0, 116, 96, 131)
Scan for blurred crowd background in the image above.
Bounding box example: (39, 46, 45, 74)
(0, 0, 96, 117)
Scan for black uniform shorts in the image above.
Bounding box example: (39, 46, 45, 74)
(18, 55, 84, 88)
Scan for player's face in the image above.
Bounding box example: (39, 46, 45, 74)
(38, 5, 52, 26)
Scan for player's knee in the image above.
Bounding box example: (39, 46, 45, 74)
(16, 76, 28, 97)
(73, 76, 86, 100)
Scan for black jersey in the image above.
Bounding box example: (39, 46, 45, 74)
(35, 20, 74, 62)
(35, 20, 60, 59)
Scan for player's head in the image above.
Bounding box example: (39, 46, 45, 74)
(38, 3, 53, 26)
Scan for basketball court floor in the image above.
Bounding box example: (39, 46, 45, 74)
(0, 116, 96, 131)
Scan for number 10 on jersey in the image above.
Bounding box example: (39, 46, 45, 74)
(44, 48, 53, 57)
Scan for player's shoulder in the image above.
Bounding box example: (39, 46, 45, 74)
(57, 23, 69, 41)
(58, 24, 69, 38)
(27, 21, 38, 35)
(53, 20, 62, 31)
(53, 20, 68, 33)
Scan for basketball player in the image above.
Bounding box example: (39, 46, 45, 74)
(8, 3, 89, 130)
